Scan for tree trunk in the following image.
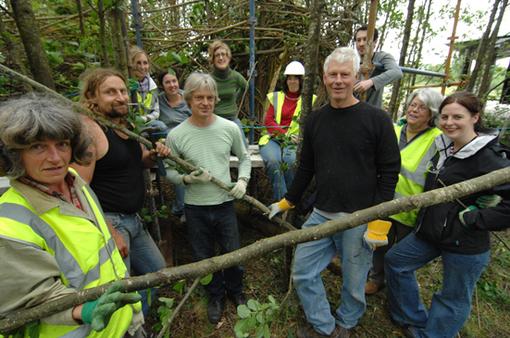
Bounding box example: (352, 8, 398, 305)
(298, 0, 324, 154)
(410, 0, 432, 88)
(0, 11, 31, 91)
(1, 166, 509, 332)
(389, 0, 415, 119)
(97, 0, 110, 67)
(75, 0, 85, 36)
(110, 4, 129, 79)
(10, 0, 55, 89)
(477, 0, 508, 101)
(465, 0, 500, 92)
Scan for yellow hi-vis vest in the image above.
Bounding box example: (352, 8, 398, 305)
(390, 125, 442, 227)
(134, 91, 155, 116)
(258, 91, 317, 146)
(0, 169, 140, 338)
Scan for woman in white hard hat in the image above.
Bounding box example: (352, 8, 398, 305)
(259, 61, 316, 201)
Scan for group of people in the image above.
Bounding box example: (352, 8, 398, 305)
(0, 25, 508, 338)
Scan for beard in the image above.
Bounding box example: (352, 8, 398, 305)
(105, 105, 128, 118)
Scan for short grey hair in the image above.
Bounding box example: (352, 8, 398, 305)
(0, 94, 92, 178)
(323, 47, 360, 75)
(183, 72, 219, 105)
(405, 88, 444, 127)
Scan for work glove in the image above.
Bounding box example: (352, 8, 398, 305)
(81, 282, 141, 331)
(363, 220, 392, 250)
(267, 198, 294, 219)
(229, 180, 248, 199)
(476, 195, 502, 209)
(290, 134, 299, 144)
(458, 205, 478, 228)
(183, 168, 211, 184)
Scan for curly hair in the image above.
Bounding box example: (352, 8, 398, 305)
(0, 94, 92, 178)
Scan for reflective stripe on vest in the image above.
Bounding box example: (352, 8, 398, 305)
(134, 91, 154, 116)
(390, 125, 442, 226)
(0, 202, 115, 289)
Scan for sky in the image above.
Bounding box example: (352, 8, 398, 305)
(379, 0, 509, 67)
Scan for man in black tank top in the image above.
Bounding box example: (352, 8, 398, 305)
(73, 68, 171, 316)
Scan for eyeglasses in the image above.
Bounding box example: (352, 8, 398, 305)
(214, 52, 228, 59)
(408, 102, 429, 113)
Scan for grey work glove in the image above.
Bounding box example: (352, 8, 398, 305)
(81, 282, 141, 331)
(183, 168, 211, 184)
(229, 180, 248, 199)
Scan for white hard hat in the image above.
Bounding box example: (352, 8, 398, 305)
(284, 61, 305, 76)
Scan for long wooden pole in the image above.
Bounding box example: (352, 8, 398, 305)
(442, 0, 462, 95)
(0, 63, 296, 231)
(1, 167, 509, 333)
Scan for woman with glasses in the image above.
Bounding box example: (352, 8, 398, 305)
(208, 40, 248, 140)
(365, 88, 443, 295)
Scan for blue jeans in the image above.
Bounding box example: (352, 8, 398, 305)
(184, 201, 244, 301)
(171, 184, 185, 215)
(259, 139, 297, 201)
(292, 211, 372, 334)
(385, 233, 490, 338)
(105, 212, 166, 315)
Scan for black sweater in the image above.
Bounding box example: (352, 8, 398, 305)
(286, 102, 400, 213)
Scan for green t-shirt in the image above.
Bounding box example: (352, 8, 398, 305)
(211, 67, 248, 120)
(165, 116, 251, 205)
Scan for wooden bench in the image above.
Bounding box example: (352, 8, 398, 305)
(230, 144, 264, 168)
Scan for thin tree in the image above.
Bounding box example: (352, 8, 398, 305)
(10, 0, 55, 89)
(389, 0, 416, 119)
(465, 0, 500, 92)
(477, 0, 508, 101)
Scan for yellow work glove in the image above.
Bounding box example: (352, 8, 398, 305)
(267, 198, 294, 219)
(363, 220, 392, 250)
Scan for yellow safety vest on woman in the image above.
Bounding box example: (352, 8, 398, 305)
(258, 91, 317, 146)
(390, 125, 442, 227)
(0, 169, 140, 338)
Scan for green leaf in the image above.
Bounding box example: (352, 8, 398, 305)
(256, 312, 265, 324)
(234, 320, 251, 338)
(200, 273, 213, 285)
(247, 299, 259, 311)
(237, 304, 251, 318)
(158, 297, 175, 308)
(263, 324, 271, 338)
(267, 295, 276, 304)
(172, 279, 186, 294)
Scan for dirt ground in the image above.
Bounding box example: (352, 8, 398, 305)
(145, 181, 510, 338)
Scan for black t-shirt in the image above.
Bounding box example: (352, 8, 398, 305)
(90, 128, 145, 214)
(286, 101, 400, 213)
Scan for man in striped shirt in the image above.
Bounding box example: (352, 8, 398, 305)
(165, 72, 251, 324)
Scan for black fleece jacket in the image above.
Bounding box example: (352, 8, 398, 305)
(285, 101, 400, 213)
(415, 135, 510, 254)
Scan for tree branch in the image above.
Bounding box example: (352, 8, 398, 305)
(1, 166, 509, 333)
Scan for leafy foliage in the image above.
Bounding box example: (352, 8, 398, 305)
(234, 296, 280, 338)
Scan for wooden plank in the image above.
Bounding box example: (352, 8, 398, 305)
(230, 144, 264, 168)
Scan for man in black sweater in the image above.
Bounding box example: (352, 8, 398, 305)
(269, 47, 400, 337)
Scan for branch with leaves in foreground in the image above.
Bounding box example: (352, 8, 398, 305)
(1, 167, 509, 333)
(0, 63, 295, 231)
